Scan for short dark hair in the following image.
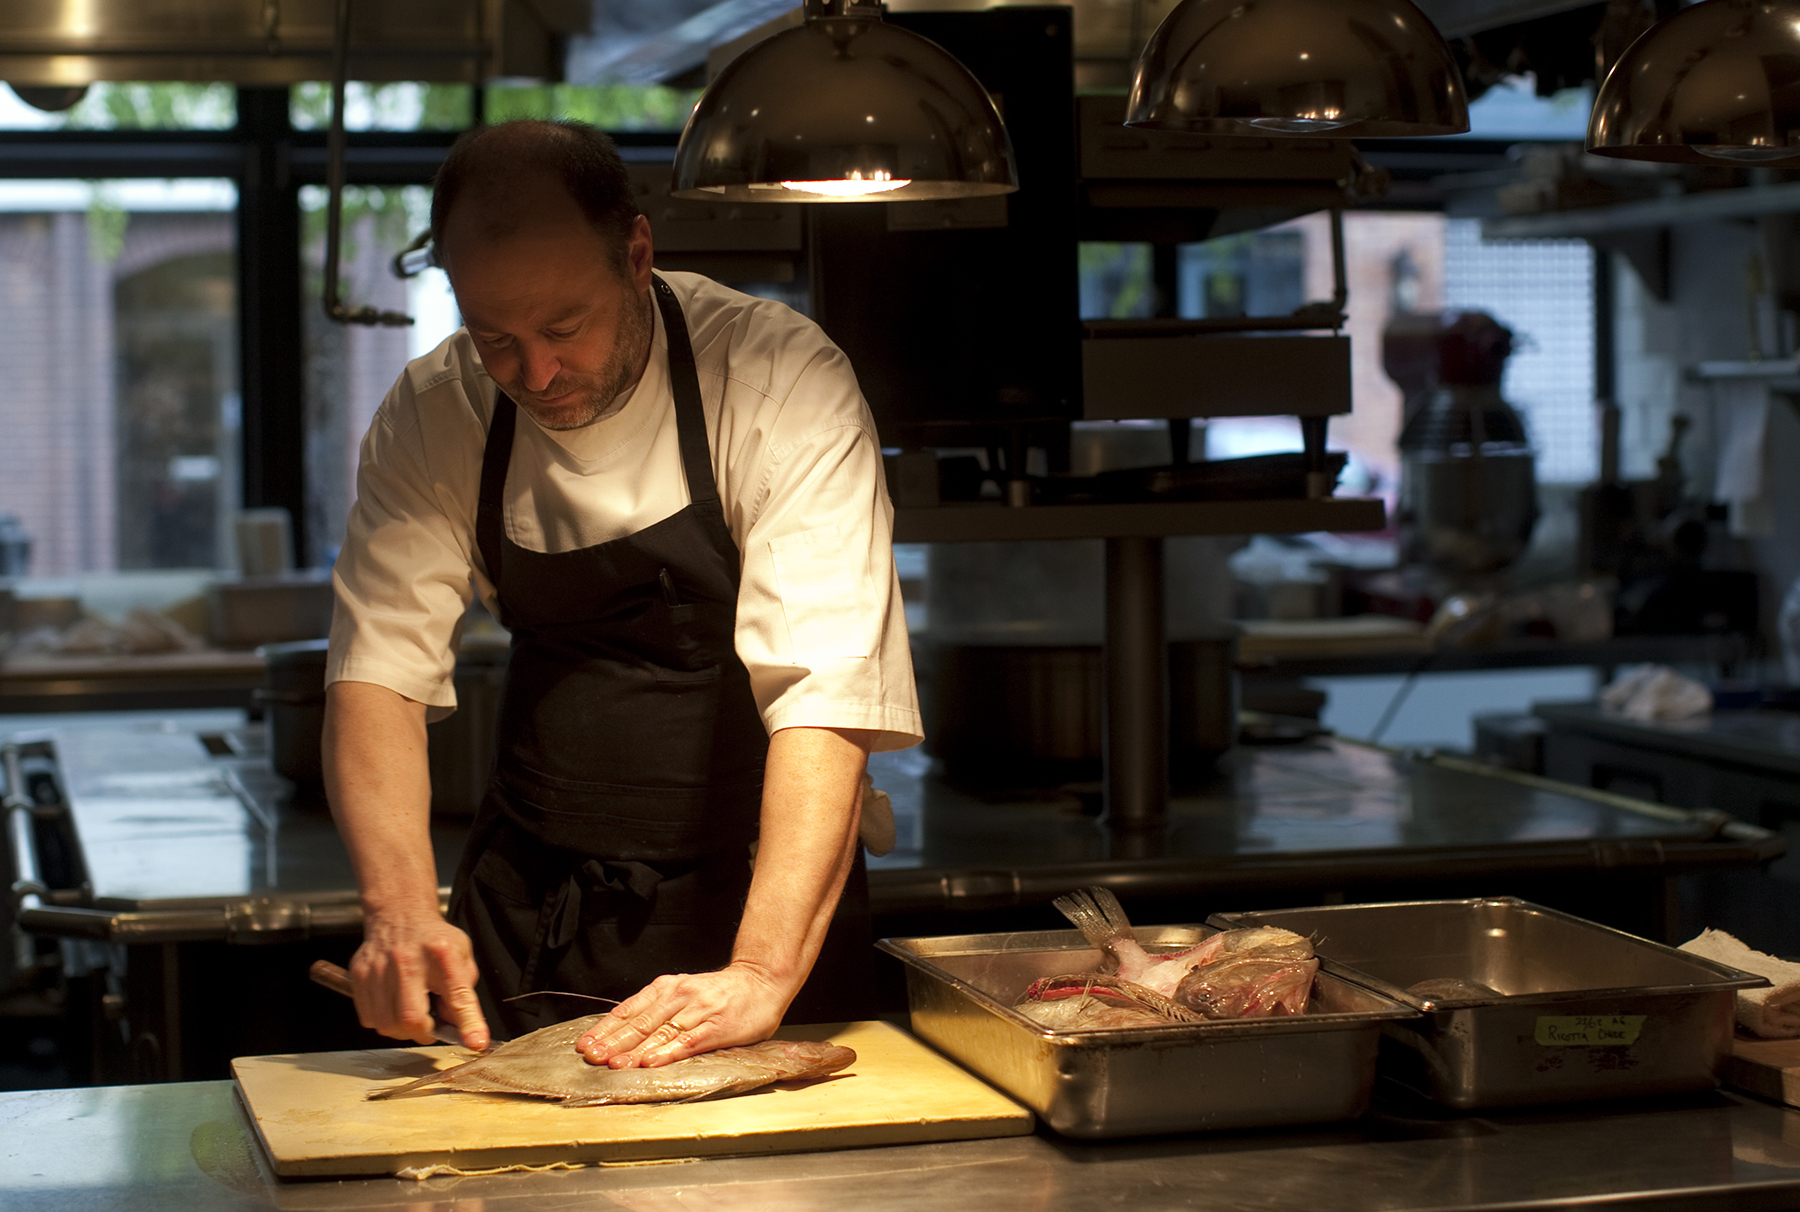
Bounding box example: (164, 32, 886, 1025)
(430, 119, 640, 272)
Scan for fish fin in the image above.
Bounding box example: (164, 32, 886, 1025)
(666, 1076, 778, 1106)
(366, 1066, 461, 1101)
(1052, 886, 1134, 950)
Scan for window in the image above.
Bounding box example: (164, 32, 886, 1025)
(298, 184, 460, 566)
(0, 178, 237, 575)
(1075, 213, 1598, 499)
(0, 83, 235, 131)
(1444, 220, 1596, 483)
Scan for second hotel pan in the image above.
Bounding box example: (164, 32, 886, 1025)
(1209, 897, 1766, 1109)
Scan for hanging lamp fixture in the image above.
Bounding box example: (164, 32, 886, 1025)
(1124, 0, 1469, 137)
(670, 0, 1018, 202)
(1588, 0, 1800, 164)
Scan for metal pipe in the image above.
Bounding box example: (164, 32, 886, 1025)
(1103, 536, 1167, 833)
(1328, 207, 1347, 321)
(323, 0, 413, 327)
(4, 742, 45, 908)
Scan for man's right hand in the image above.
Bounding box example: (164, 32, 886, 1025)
(350, 911, 491, 1052)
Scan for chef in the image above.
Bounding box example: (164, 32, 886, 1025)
(321, 119, 921, 1069)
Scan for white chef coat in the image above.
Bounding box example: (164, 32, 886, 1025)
(326, 270, 923, 753)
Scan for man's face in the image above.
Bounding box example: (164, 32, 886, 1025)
(442, 185, 655, 431)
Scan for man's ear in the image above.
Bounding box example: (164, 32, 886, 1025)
(627, 213, 654, 291)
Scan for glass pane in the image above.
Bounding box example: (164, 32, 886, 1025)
(0, 82, 235, 130)
(1077, 243, 1153, 320)
(1177, 230, 1306, 320)
(1444, 220, 1596, 484)
(1458, 76, 1594, 141)
(290, 82, 473, 131)
(484, 83, 700, 130)
(299, 184, 461, 567)
(0, 179, 238, 575)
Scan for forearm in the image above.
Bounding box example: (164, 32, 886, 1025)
(731, 725, 874, 997)
(323, 680, 438, 917)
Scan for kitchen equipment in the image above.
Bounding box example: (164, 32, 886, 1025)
(258, 638, 506, 816)
(1723, 1037, 1800, 1107)
(1393, 312, 1539, 576)
(931, 632, 1239, 786)
(212, 572, 333, 649)
(231, 1019, 1032, 1177)
(1209, 898, 1767, 1109)
(878, 924, 1416, 1138)
(258, 639, 330, 789)
(233, 508, 294, 577)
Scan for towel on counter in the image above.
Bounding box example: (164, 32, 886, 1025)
(1680, 928, 1798, 1037)
(1601, 664, 1712, 721)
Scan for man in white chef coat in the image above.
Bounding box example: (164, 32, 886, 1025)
(323, 119, 921, 1067)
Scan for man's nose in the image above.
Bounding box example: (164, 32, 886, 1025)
(519, 341, 560, 392)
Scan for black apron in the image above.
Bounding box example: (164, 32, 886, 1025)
(448, 275, 873, 1038)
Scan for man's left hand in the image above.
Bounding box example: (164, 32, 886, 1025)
(575, 960, 792, 1067)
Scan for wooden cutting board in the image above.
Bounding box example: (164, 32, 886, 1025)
(1725, 1036, 1800, 1107)
(233, 1020, 1032, 1177)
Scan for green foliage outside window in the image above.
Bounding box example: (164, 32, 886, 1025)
(44, 82, 236, 130)
(289, 82, 472, 131)
(485, 84, 700, 130)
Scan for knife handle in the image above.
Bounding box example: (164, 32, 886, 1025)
(309, 959, 355, 998)
(308, 959, 467, 1048)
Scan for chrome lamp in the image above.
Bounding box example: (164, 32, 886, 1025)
(1588, 0, 1800, 164)
(1124, 0, 1469, 136)
(670, 0, 1018, 202)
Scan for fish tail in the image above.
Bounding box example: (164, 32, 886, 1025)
(1052, 886, 1134, 948)
(366, 1070, 452, 1101)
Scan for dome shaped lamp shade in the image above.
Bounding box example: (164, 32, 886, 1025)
(671, 1, 1019, 202)
(1125, 0, 1469, 136)
(1588, 0, 1800, 164)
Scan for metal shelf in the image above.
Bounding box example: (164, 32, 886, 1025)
(892, 497, 1385, 543)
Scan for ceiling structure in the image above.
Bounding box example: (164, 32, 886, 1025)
(567, 0, 1612, 88)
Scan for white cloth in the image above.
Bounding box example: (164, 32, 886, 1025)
(1680, 928, 1798, 1038)
(1599, 664, 1712, 721)
(1713, 380, 1773, 539)
(327, 271, 923, 752)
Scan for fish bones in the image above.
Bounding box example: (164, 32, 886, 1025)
(1023, 887, 1319, 1025)
(368, 1014, 856, 1107)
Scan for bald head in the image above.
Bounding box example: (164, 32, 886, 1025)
(430, 119, 640, 276)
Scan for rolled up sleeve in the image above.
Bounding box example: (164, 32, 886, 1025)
(735, 362, 922, 752)
(326, 398, 477, 721)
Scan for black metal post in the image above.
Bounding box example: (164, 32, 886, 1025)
(235, 87, 308, 563)
(1104, 536, 1167, 833)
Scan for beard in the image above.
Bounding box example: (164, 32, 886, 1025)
(509, 287, 654, 432)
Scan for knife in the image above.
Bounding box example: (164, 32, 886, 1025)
(308, 959, 468, 1049)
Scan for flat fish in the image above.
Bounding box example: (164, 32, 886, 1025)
(1014, 973, 1205, 1030)
(368, 1014, 856, 1107)
(1051, 886, 1319, 1020)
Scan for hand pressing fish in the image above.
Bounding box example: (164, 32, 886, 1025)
(368, 1014, 856, 1107)
(1013, 887, 1318, 1029)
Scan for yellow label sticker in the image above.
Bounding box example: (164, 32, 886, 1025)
(1534, 1015, 1646, 1046)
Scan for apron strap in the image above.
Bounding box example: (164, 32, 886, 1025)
(475, 391, 518, 599)
(521, 859, 668, 991)
(652, 274, 721, 508)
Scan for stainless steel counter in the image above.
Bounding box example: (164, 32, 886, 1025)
(9, 1077, 1800, 1211)
(8, 712, 1785, 1082)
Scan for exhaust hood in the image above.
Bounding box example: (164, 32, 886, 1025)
(0, 0, 589, 86)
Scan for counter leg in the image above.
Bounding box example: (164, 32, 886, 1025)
(1104, 536, 1167, 833)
